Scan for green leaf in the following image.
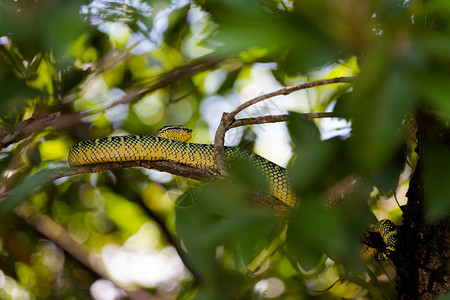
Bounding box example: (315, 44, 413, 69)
(163, 5, 190, 48)
(216, 68, 241, 95)
(175, 179, 278, 289)
(288, 113, 336, 192)
(202, 0, 340, 71)
(423, 140, 450, 219)
(348, 52, 415, 173)
(0, 169, 55, 216)
(417, 33, 450, 60)
(0, 0, 86, 61)
(433, 292, 450, 300)
(286, 195, 358, 270)
(0, 60, 45, 117)
(414, 72, 450, 120)
(228, 156, 268, 194)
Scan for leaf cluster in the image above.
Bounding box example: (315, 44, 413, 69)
(0, 0, 449, 299)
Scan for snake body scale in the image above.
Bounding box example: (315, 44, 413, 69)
(68, 125, 396, 260)
(68, 125, 297, 207)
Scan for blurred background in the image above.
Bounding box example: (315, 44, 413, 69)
(0, 0, 449, 299)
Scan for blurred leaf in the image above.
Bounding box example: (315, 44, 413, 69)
(163, 4, 190, 48)
(434, 292, 450, 300)
(228, 156, 268, 194)
(0, 79, 44, 118)
(423, 140, 450, 219)
(216, 68, 241, 95)
(39, 139, 70, 161)
(348, 51, 416, 172)
(0, 169, 55, 216)
(414, 72, 450, 120)
(417, 33, 450, 60)
(288, 113, 336, 192)
(286, 195, 357, 271)
(176, 178, 278, 290)
(0, 0, 86, 61)
(366, 145, 406, 195)
(0, 58, 45, 117)
(333, 91, 353, 119)
(104, 191, 149, 237)
(202, 0, 340, 71)
(59, 67, 90, 95)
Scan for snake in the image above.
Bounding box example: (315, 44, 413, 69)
(68, 125, 397, 260)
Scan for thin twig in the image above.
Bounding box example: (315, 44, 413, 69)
(214, 77, 355, 176)
(230, 77, 354, 121)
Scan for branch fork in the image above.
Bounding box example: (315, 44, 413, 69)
(213, 76, 355, 176)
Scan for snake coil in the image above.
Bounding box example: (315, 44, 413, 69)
(68, 125, 397, 260)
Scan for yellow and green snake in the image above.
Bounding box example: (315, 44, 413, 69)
(68, 125, 397, 260)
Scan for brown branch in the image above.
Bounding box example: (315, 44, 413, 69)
(52, 161, 289, 210)
(47, 161, 292, 283)
(228, 112, 338, 129)
(214, 77, 354, 176)
(5, 161, 214, 291)
(230, 77, 354, 121)
(0, 113, 60, 150)
(53, 58, 222, 132)
(0, 58, 222, 151)
(0, 158, 290, 215)
(229, 115, 289, 129)
(15, 203, 159, 300)
(51, 161, 216, 182)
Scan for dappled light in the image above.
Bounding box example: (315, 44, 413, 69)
(0, 0, 449, 299)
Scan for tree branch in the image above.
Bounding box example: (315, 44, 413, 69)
(0, 58, 222, 151)
(0, 113, 60, 150)
(229, 77, 354, 121)
(228, 112, 338, 129)
(214, 77, 354, 176)
(50, 161, 216, 182)
(15, 202, 158, 300)
(50, 161, 294, 215)
(53, 58, 222, 132)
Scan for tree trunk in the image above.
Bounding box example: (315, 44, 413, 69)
(396, 112, 450, 299)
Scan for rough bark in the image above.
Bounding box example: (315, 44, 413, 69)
(396, 112, 450, 299)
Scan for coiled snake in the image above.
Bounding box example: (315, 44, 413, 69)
(68, 125, 397, 260)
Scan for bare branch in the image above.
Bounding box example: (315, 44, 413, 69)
(230, 77, 354, 121)
(228, 112, 338, 129)
(214, 77, 354, 176)
(229, 115, 289, 129)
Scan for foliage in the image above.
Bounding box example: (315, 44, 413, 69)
(0, 0, 449, 299)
